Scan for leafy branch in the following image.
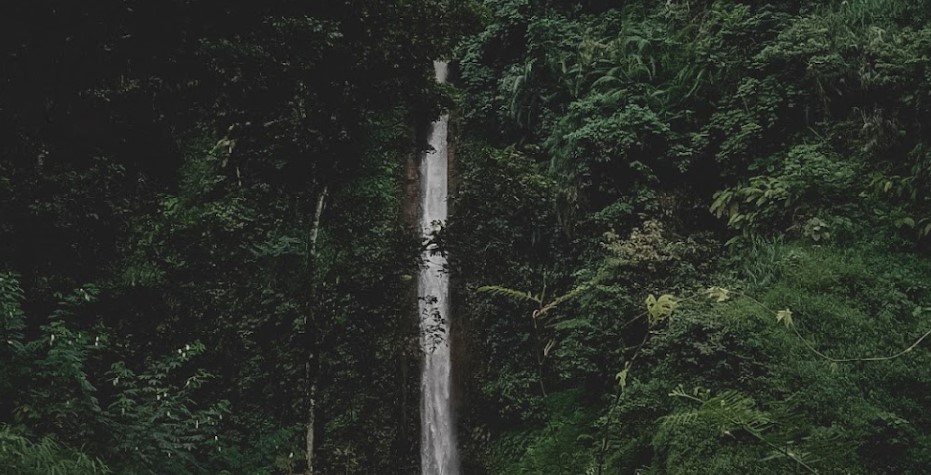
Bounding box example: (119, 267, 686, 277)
(477, 280, 593, 396)
(713, 288, 931, 364)
(663, 386, 820, 474)
(595, 284, 929, 473)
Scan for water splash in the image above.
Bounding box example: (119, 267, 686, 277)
(419, 61, 459, 475)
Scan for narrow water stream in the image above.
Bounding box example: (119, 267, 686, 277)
(419, 61, 459, 475)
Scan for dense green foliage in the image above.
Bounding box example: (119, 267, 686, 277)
(2, 0, 931, 473)
(0, 1, 474, 473)
(450, 0, 931, 473)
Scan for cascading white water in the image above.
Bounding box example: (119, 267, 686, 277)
(419, 61, 459, 475)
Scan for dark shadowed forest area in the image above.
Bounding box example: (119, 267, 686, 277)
(2, 1, 931, 474)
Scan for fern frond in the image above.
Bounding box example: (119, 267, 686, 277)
(477, 285, 542, 305)
(659, 409, 705, 427)
(662, 388, 823, 473)
(538, 284, 589, 316)
(662, 388, 773, 435)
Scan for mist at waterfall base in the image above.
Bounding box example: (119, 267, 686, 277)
(419, 61, 459, 475)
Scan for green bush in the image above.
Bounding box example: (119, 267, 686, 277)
(0, 427, 109, 475)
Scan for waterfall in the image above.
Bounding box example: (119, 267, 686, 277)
(419, 60, 459, 475)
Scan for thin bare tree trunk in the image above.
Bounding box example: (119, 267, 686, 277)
(305, 185, 328, 475)
(304, 373, 317, 475)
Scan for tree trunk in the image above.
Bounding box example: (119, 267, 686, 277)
(305, 185, 328, 475)
(304, 375, 318, 475)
